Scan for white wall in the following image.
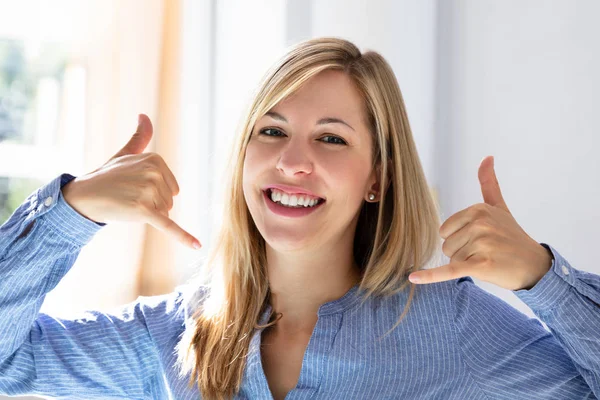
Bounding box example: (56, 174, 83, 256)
(436, 0, 600, 315)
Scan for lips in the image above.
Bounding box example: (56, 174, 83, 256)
(263, 188, 325, 206)
(262, 189, 325, 217)
(262, 184, 325, 201)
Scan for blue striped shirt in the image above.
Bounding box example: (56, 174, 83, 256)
(0, 173, 599, 399)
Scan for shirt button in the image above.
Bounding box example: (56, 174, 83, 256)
(561, 265, 570, 275)
(44, 196, 53, 207)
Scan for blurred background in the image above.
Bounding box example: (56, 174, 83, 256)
(0, 0, 599, 396)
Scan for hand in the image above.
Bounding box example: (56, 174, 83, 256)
(61, 114, 202, 250)
(408, 156, 553, 291)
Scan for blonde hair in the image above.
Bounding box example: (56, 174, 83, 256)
(176, 37, 442, 399)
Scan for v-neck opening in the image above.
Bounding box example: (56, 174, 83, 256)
(253, 283, 362, 399)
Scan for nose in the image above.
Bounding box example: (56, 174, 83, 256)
(276, 139, 313, 176)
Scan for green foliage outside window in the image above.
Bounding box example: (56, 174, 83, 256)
(0, 38, 68, 226)
(0, 177, 44, 225)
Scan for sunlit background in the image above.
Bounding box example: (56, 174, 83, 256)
(1, 1, 599, 398)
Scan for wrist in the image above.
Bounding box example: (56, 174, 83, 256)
(519, 244, 553, 291)
(61, 179, 103, 224)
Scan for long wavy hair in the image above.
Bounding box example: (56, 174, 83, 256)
(176, 37, 442, 399)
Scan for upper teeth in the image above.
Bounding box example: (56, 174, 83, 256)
(270, 188, 321, 207)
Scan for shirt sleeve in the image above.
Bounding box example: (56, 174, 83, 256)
(514, 243, 600, 396)
(0, 173, 164, 399)
(451, 243, 599, 399)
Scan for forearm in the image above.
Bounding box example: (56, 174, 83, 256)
(0, 174, 102, 361)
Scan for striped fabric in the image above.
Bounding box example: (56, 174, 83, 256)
(0, 173, 599, 399)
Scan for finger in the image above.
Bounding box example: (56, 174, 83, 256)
(152, 196, 170, 218)
(408, 261, 473, 284)
(153, 179, 174, 211)
(113, 114, 154, 159)
(144, 209, 201, 249)
(439, 207, 471, 239)
(478, 156, 509, 211)
(451, 238, 476, 264)
(441, 223, 472, 260)
(155, 156, 180, 196)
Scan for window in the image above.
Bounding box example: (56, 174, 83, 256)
(0, 38, 85, 225)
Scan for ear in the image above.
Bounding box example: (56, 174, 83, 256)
(365, 161, 389, 202)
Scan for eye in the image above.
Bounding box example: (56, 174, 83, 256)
(259, 127, 285, 137)
(320, 135, 347, 145)
(258, 128, 347, 146)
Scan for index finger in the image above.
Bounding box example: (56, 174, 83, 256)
(145, 209, 200, 249)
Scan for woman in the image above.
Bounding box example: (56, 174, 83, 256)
(0, 37, 599, 399)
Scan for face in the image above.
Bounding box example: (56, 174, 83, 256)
(242, 69, 378, 253)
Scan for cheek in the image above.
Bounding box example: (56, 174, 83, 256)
(243, 143, 261, 181)
(242, 143, 267, 206)
(321, 154, 370, 194)
(244, 141, 270, 171)
(243, 140, 282, 189)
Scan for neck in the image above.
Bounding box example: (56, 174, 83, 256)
(265, 237, 361, 333)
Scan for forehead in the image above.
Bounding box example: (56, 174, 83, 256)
(268, 69, 367, 126)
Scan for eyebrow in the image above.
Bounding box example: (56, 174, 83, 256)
(264, 111, 355, 132)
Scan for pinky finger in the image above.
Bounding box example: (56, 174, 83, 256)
(144, 209, 201, 249)
(409, 261, 472, 284)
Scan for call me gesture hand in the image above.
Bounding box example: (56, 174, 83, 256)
(408, 156, 554, 291)
(61, 114, 202, 250)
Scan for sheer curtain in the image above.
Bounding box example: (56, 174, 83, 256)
(39, 0, 212, 313)
(37, 0, 170, 315)
(136, 0, 194, 296)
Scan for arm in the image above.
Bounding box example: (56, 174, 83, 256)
(450, 245, 599, 399)
(0, 174, 161, 398)
(513, 243, 600, 396)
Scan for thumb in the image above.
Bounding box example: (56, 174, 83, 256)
(113, 114, 153, 159)
(478, 155, 509, 211)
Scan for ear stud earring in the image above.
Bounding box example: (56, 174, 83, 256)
(368, 193, 376, 201)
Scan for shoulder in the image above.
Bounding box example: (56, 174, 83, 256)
(404, 274, 514, 323)
(358, 273, 476, 333)
(373, 274, 467, 310)
(407, 273, 549, 344)
(131, 283, 211, 343)
(369, 253, 467, 317)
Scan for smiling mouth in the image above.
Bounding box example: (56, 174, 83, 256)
(264, 188, 326, 208)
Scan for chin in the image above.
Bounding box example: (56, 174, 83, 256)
(260, 227, 316, 253)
